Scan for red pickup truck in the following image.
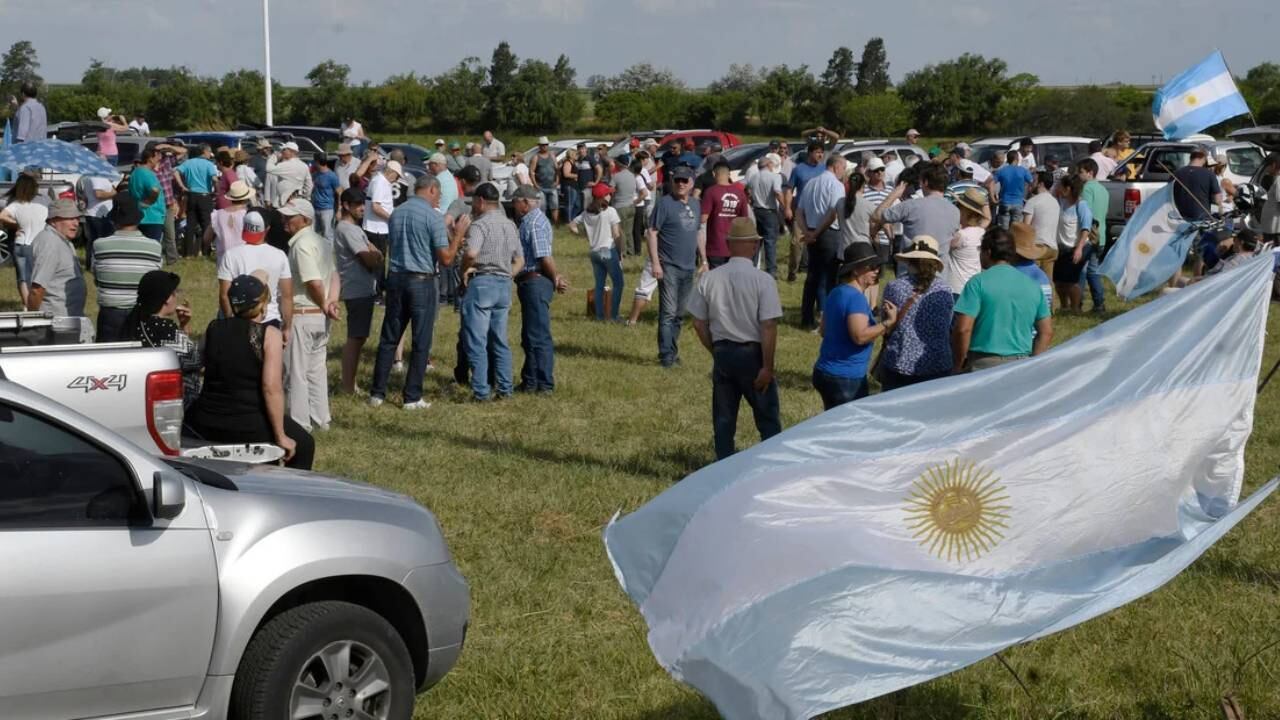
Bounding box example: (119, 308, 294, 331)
(656, 130, 742, 153)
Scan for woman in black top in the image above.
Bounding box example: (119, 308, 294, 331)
(184, 273, 315, 469)
(125, 270, 202, 407)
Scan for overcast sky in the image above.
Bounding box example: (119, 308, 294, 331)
(6, 0, 1275, 88)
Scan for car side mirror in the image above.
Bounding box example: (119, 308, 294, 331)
(153, 470, 186, 520)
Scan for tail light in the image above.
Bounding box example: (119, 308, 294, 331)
(146, 370, 184, 456)
(1124, 188, 1141, 219)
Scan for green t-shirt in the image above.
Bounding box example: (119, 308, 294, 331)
(1081, 180, 1109, 248)
(129, 167, 165, 226)
(954, 264, 1050, 358)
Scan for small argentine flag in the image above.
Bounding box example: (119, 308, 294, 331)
(1154, 50, 1250, 140)
(1099, 183, 1199, 298)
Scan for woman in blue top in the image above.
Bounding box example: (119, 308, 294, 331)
(812, 244, 898, 410)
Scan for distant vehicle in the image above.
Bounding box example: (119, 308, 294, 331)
(46, 121, 110, 142)
(170, 131, 325, 163)
(1101, 140, 1264, 243)
(838, 140, 930, 168)
(260, 125, 344, 150)
(520, 139, 605, 166)
(605, 129, 682, 158)
(721, 142, 807, 183)
(380, 142, 434, 168)
(969, 135, 1094, 167)
(0, 374, 469, 720)
(77, 135, 167, 170)
(1228, 125, 1280, 153)
(655, 130, 742, 153)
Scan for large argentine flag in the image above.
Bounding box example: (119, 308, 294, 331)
(604, 256, 1277, 720)
(1099, 183, 1198, 298)
(1154, 51, 1250, 140)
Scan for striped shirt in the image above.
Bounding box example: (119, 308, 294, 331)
(92, 230, 163, 308)
(862, 187, 892, 244)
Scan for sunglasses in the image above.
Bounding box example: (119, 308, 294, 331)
(674, 178, 692, 184)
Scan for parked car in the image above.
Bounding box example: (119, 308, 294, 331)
(77, 135, 168, 170)
(655, 130, 742, 154)
(261, 125, 345, 151)
(605, 129, 682, 159)
(1101, 140, 1264, 243)
(520, 139, 605, 166)
(170, 131, 324, 163)
(1228, 125, 1280, 153)
(969, 135, 1094, 168)
(0, 375, 469, 720)
(380, 142, 434, 168)
(46, 121, 110, 142)
(838, 140, 930, 167)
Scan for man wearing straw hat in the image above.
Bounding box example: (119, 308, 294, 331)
(688, 217, 784, 460)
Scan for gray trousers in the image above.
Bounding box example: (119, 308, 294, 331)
(286, 314, 331, 430)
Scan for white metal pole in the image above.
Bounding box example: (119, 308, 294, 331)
(263, 0, 274, 126)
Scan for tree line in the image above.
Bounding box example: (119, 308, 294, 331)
(3, 39, 1278, 138)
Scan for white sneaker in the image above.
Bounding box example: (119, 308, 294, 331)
(392, 361, 406, 374)
(367, 396, 384, 408)
(403, 400, 431, 411)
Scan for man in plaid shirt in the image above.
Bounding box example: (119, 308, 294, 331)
(152, 142, 187, 265)
(511, 185, 567, 394)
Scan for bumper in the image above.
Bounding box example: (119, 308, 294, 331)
(403, 562, 471, 690)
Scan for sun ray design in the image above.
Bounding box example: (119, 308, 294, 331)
(904, 459, 1011, 562)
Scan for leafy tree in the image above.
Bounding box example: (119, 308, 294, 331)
(898, 54, 1011, 135)
(755, 64, 819, 133)
(589, 62, 683, 99)
(44, 88, 110, 124)
(819, 47, 857, 126)
(855, 38, 891, 95)
(425, 58, 487, 131)
(146, 70, 218, 129)
(682, 91, 752, 131)
(78, 59, 151, 122)
(551, 54, 577, 89)
(217, 69, 271, 126)
(1241, 63, 1280, 124)
(377, 73, 428, 133)
(290, 60, 358, 126)
(708, 64, 761, 94)
(485, 41, 519, 126)
(1, 40, 43, 105)
(496, 60, 583, 132)
(594, 87, 688, 130)
(839, 93, 911, 137)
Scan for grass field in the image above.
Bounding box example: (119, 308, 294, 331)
(4, 231, 1279, 719)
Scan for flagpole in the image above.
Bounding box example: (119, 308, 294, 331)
(263, 0, 274, 126)
(1218, 49, 1258, 127)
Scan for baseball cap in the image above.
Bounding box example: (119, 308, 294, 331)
(228, 274, 268, 314)
(906, 128, 921, 137)
(671, 166, 696, 181)
(457, 165, 482, 184)
(385, 160, 404, 177)
(340, 187, 365, 205)
(428, 152, 447, 166)
(281, 141, 300, 152)
(97, 107, 112, 120)
(448, 141, 461, 150)
(630, 137, 641, 149)
(865, 157, 886, 172)
(591, 182, 612, 199)
(958, 159, 978, 175)
(257, 139, 272, 149)
(242, 211, 267, 244)
(434, 138, 446, 146)
(512, 185, 541, 201)
(279, 198, 315, 222)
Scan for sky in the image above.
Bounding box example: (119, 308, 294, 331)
(4, 0, 1275, 89)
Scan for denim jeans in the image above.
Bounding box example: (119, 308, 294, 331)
(371, 272, 438, 403)
(517, 274, 555, 391)
(1079, 243, 1105, 310)
(184, 192, 213, 256)
(461, 274, 514, 399)
(712, 342, 782, 459)
(589, 247, 624, 320)
(997, 201, 1024, 230)
(315, 208, 335, 241)
(753, 207, 779, 275)
(96, 306, 130, 343)
(657, 264, 695, 366)
(800, 230, 840, 328)
(811, 368, 869, 411)
(564, 185, 582, 224)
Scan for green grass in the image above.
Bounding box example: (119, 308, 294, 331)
(5, 233, 1279, 719)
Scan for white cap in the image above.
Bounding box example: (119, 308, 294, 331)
(97, 107, 112, 119)
(865, 157, 886, 172)
(434, 138, 445, 145)
(906, 128, 920, 137)
(958, 159, 978, 174)
(428, 152, 447, 165)
(538, 136, 550, 145)
(386, 160, 404, 176)
(282, 141, 300, 152)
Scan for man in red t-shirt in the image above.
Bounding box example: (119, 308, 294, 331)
(699, 161, 751, 270)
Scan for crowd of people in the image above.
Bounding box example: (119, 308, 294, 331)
(3, 97, 1280, 465)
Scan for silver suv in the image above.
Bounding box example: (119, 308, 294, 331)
(0, 378, 469, 720)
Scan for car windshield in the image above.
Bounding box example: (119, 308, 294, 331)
(722, 145, 768, 170)
(1227, 147, 1263, 177)
(972, 145, 1005, 166)
(1147, 149, 1191, 175)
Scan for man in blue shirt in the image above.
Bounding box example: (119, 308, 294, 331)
(368, 174, 463, 409)
(1009, 223, 1053, 312)
(512, 185, 568, 394)
(648, 165, 704, 368)
(310, 156, 341, 241)
(174, 145, 220, 257)
(796, 154, 848, 329)
(785, 142, 827, 282)
(992, 151, 1034, 229)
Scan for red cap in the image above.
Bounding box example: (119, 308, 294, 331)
(591, 182, 612, 200)
(629, 137, 641, 149)
(683, 139, 695, 150)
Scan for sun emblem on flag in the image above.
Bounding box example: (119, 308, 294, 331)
(1185, 93, 1199, 106)
(1137, 241, 1153, 255)
(905, 460, 1011, 562)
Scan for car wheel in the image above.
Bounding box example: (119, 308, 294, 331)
(230, 601, 415, 720)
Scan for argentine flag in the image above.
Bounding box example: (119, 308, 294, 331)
(1099, 183, 1199, 298)
(1154, 51, 1250, 140)
(604, 256, 1277, 720)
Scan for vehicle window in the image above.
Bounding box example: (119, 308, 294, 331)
(81, 141, 100, 154)
(972, 145, 1004, 166)
(0, 404, 143, 528)
(1147, 150, 1191, 176)
(118, 143, 140, 166)
(1226, 148, 1263, 177)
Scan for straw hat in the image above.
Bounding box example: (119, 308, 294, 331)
(1012, 222, 1048, 261)
(954, 187, 988, 216)
(726, 217, 761, 243)
(227, 180, 254, 203)
(895, 235, 944, 269)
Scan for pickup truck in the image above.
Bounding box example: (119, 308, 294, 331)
(1101, 141, 1264, 244)
(0, 375, 469, 719)
(0, 312, 183, 456)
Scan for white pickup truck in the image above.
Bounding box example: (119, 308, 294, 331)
(0, 312, 183, 456)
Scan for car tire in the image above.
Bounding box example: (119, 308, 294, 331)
(230, 600, 416, 720)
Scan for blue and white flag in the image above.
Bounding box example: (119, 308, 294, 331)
(604, 256, 1277, 720)
(1154, 51, 1250, 140)
(1099, 183, 1199, 298)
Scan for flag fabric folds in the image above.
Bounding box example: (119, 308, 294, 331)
(604, 255, 1277, 720)
(1099, 183, 1199, 299)
(1153, 50, 1250, 140)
